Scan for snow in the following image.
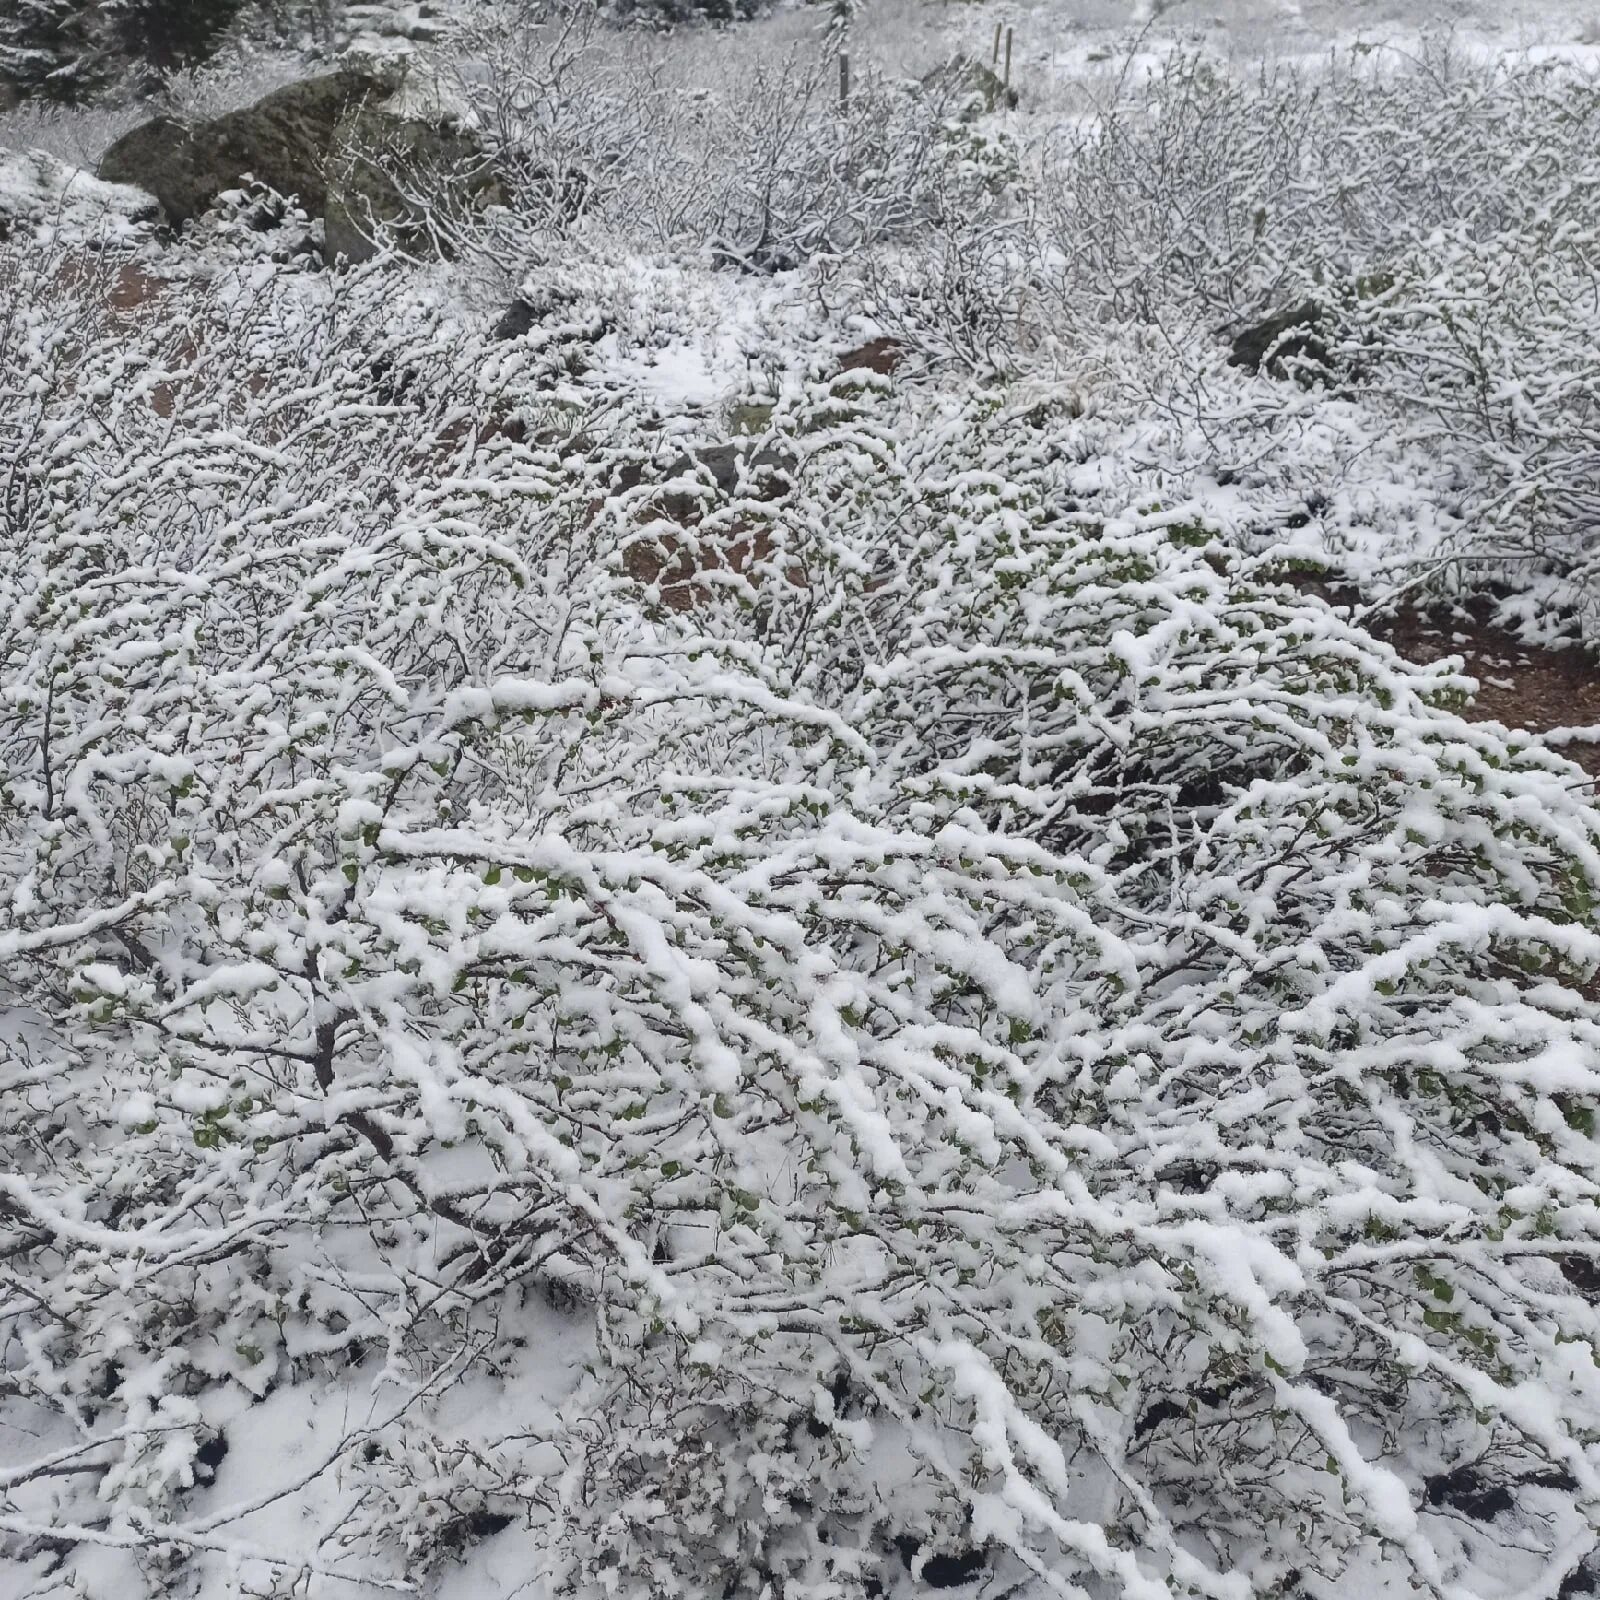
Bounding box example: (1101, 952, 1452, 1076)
(3, 1, 1600, 1597)
(0, 145, 156, 243)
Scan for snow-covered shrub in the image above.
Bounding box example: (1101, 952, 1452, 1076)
(611, 373, 1600, 1595)
(6, 221, 1600, 1600)
(431, 3, 1009, 284)
(819, 121, 1027, 374)
(1025, 45, 1600, 628)
(1311, 179, 1600, 627)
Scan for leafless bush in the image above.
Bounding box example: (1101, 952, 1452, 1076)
(426, 0, 1008, 289)
(1014, 42, 1600, 627)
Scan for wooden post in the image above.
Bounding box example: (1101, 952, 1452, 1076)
(992, 21, 1002, 66)
(839, 51, 849, 106)
(1004, 26, 1013, 89)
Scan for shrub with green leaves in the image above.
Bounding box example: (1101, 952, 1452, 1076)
(3, 228, 1600, 1600)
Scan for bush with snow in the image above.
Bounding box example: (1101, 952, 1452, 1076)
(1043, 46, 1600, 627)
(2, 203, 1600, 1600)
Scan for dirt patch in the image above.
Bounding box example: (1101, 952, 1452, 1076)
(1309, 583, 1600, 779)
(836, 337, 906, 377)
(52, 251, 171, 321)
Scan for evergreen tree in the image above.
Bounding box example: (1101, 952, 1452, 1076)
(102, 0, 246, 81)
(0, 0, 107, 104)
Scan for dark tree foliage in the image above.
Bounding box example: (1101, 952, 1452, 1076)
(0, 0, 251, 102)
(103, 0, 248, 78)
(0, 0, 109, 104)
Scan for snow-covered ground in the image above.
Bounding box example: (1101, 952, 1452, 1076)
(969, 0, 1599, 54)
(844, 0, 1600, 80)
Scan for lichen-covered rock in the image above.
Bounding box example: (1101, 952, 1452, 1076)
(96, 64, 400, 226)
(323, 96, 502, 265)
(324, 70, 589, 266)
(92, 59, 516, 266)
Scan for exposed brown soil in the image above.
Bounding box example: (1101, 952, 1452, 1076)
(835, 337, 906, 377)
(622, 523, 790, 612)
(1311, 584, 1600, 779)
(53, 250, 171, 320)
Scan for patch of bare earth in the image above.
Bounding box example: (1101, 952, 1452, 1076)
(1310, 584, 1600, 781)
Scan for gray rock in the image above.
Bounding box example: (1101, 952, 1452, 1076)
(1227, 301, 1325, 376)
(323, 97, 503, 265)
(94, 60, 516, 267)
(492, 296, 542, 342)
(657, 440, 795, 520)
(97, 66, 398, 226)
(490, 277, 593, 341)
(919, 55, 1019, 117)
(344, 2, 449, 42)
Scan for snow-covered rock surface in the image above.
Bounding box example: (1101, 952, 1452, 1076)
(0, 144, 156, 241)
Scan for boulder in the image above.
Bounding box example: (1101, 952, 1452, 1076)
(368, 145, 588, 271)
(492, 296, 542, 342)
(656, 440, 796, 524)
(919, 55, 1018, 117)
(323, 96, 504, 265)
(95, 59, 522, 266)
(97, 65, 399, 226)
(0, 145, 159, 242)
(1226, 300, 1325, 376)
(490, 276, 601, 342)
(343, 1, 451, 42)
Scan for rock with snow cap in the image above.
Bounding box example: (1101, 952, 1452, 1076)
(0, 144, 159, 242)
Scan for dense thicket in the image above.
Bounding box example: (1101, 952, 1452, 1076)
(419, 20, 1600, 630)
(4, 13, 1600, 1600)
(0, 0, 110, 103)
(0, 0, 317, 102)
(3, 205, 1600, 1596)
